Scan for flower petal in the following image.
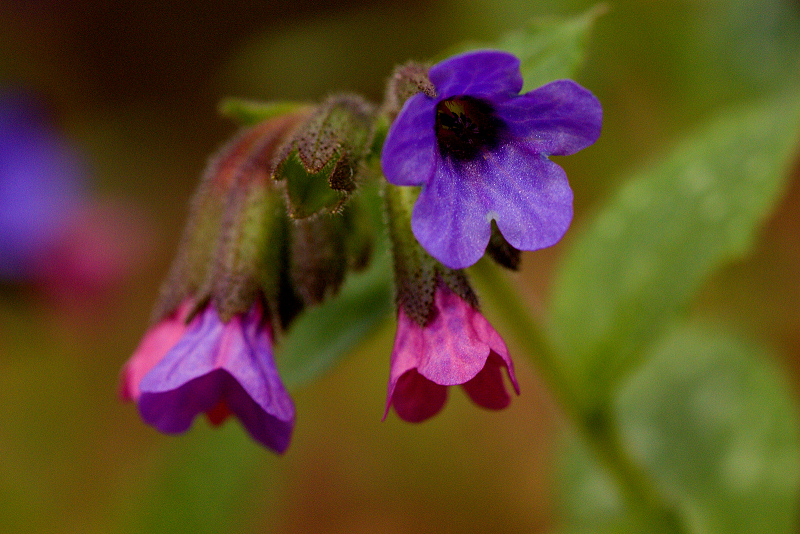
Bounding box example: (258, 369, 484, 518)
(496, 79, 602, 156)
(411, 158, 492, 269)
(118, 300, 194, 402)
(429, 50, 523, 100)
(381, 93, 438, 186)
(390, 369, 448, 423)
(478, 145, 573, 253)
(413, 286, 494, 385)
(137, 304, 295, 453)
(461, 353, 513, 410)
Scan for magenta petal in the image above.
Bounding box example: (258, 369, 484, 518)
(385, 284, 517, 422)
(391, 370, 448, 423)
(411, 159, 492, 269)
(137, 304, 295, 453)
(497, 79, 603, 156)
(118, 300, 194, 402)
(429, 50, 523, 100)
(461, 353, 512, 410)
(381, 93, 438, 186)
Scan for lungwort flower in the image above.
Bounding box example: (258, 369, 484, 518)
(119, 301, 295, 454)
(385, 281, 519, 423)
(381, 50, 602, 269)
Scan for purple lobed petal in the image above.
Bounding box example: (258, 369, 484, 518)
(138, 304, 295, 453)
(381, 92, 438, 187)
(496, 79, 603, 156)
(479, 144, 573, 253)
(429, 50, 523, 100)
(410, 157, 492, 269)
(118, 300, 195, 402)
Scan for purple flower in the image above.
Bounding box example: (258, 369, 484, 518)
(381, 50, 602, 269)
(384, 282, 519, 423)
(1, 88, 149, 299)
(120, 301, 295, 454)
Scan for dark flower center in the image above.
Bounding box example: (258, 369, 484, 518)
(435, 96, 501, 160)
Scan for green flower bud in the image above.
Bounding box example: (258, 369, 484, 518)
(382, 61, 435, 119)
(274, 94, 377, 218)
(151, 110, 311, 326)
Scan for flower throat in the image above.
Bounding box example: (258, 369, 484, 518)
(435, 96, 501, 160)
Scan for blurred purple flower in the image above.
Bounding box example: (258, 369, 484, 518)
(120, 301, 295, 454)
(381, 50, 602, 269)
(384, 282, 519, 423)
(0, 88, 147, 300)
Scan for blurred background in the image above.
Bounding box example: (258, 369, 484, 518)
(2, 0, 800, 532)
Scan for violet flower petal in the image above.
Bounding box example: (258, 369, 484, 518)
(411, 158, 492, 269)
(118, 300, 194, 402)
(380, 93, 438, 186)
(429, 50, 522, 100)
(497, 79, 603, 156)
(480, 144, 573, 254)
(138, 305, 295, 453)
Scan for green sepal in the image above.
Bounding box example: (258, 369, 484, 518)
(485, 220, 521, 270)
(274, 94, 376, 218)
(382, 61, 435, 119)
(278, 153, 348, 218)
(289, 213, 349, 306)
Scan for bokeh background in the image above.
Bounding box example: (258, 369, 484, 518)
(2, 0, 800, 532)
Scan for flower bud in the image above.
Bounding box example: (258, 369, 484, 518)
(151, 110, 311, 325)
(274, 94, 376, 218)
(382, 61, 436, 119)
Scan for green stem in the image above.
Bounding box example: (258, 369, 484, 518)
(469, 259, 686, 530)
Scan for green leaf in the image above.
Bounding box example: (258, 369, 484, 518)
(217, 97, 309, 126)
(556, 325, 800, 534)
(276, 244, 393, 389)
(443, 4, 606, 90)
(616, 325, 800, 534)
(549, 90, 800, 405)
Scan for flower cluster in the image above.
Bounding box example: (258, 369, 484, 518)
(120, 50, 601, 452)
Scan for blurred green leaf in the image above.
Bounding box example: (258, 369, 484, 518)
(550, 90, 800, 405)
(444, 4, 606, 90)
(617, 325, 800, 534)
(218, 97, 309, 126)
(557, 325, 800, 534)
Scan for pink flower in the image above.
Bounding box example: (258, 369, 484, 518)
(385, 283, 519, 422)
(119, 300, 295, 453)
(118, 300, 195, 402)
